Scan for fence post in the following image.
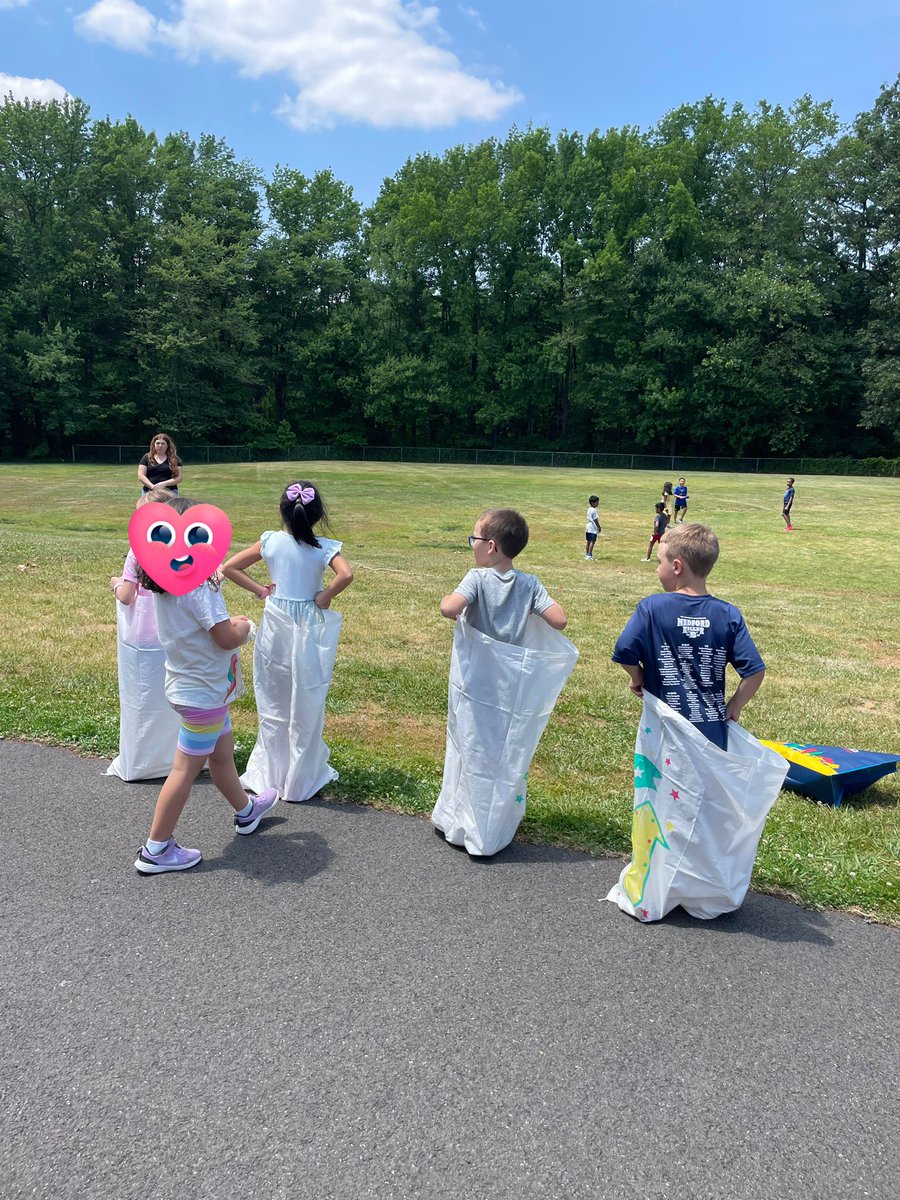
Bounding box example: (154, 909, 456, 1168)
(713, 458, 716, 471)
(755, 458, 760, 472)
(631, 455, 634, 469)
(118, 445, 122, 465)
(476, 450, 480, 465)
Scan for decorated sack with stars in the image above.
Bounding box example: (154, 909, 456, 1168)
(607, 692, 788, 922)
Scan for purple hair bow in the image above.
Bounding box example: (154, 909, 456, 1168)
(286, 484, 315, 505)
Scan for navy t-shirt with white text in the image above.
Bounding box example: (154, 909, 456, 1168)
(612, 592, 764, 749)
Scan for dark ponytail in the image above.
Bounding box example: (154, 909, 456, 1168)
(280, 480, 326, 548)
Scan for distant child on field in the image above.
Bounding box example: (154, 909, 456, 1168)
(613, 523, 765, 750)
(585, 495, 601, 560)
(441, 508, 567, 642)
(642, 502, 669, 561)
(661, 481, 674, 520)
(134, 496, 277, 875)
(222, 480, 353, 803)
(782, 477, 795, 530)
(673, 477, 689, 523)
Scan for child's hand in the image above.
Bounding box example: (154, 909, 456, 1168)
(314, 590, 331, 609)
(109, 575, 123, 591)
(258, 583, 275, 600)
(628, 680, 644, 698)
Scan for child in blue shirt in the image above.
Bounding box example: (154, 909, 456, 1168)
(614, 523, 765, 750)
(673, 477, 689, 523)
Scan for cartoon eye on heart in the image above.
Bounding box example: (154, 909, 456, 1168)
(129, 503, 232, 596)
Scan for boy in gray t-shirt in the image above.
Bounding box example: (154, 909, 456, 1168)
(440, 508, 567, 644)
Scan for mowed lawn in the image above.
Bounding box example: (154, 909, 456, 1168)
(1, 462, 899, 921)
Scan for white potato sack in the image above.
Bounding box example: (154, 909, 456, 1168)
(432, 613, 578, 856)
(607, 692, 788, 921)
(241, 600, 342, 803)
(107, 591, 180, 781)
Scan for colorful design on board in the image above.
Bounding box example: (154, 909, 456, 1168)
(634, 753, 662, 791)
(224, 653, 239, 702)
(670, 789, 680, 800)
(760, 741, 840, 775)
(760, 740, 900, 806)
(622, 800, 670, 906)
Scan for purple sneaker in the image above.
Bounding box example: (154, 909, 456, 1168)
(235, 788, 279, 836)
(135, 839, 202, 875)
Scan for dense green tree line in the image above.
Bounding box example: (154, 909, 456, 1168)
(1, 85, 899, 459)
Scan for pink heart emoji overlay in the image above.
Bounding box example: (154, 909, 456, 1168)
(129, 503, 232, 596)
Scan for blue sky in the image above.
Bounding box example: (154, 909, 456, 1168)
(2, 1, 899, 204)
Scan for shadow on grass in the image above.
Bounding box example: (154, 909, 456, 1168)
(836, 778, 900, 811)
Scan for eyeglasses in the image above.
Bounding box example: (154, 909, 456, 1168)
(467, 535, 489, 548)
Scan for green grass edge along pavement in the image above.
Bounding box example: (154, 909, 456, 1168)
(1, 461, 898, 923)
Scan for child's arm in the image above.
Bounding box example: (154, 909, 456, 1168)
(620, 663, 644, 698)
(539, 601, 567, 630)
(725, 669, 765, 722)
(440, 592, 469, 620)
(315, 554, 354, 609)
(222, 542, 274, 600)
(209, 616, 253, 650)
(110, 575, 137, 606)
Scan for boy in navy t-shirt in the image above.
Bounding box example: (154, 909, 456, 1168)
(613, 523, 765, 750)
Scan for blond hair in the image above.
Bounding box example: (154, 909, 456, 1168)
(660, 523, 719, 577)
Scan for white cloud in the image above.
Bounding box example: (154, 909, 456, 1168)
(0, 1, 31, 9)
(458, 5, 486, 33)
(74, 0, 157, 52)
(0, 73, 70, 103)
(73, 0, 521, 128)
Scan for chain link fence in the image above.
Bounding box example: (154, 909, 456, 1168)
(71, 443, 900, 476)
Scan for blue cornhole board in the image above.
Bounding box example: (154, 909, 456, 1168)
(761, 741, 900, 807)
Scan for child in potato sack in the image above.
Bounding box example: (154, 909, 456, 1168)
(222, 480, 353, 804)
(108, 488, 181, 782)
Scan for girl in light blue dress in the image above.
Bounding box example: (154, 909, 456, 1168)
(222, 482, 354, 802)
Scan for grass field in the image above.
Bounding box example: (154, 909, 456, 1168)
(1, 461, 899, 921)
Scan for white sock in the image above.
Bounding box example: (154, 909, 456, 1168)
(146, 837, 168, 856)
(236, 799, 253, 818)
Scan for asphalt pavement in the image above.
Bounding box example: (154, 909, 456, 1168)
(3, 739, 898, 1200)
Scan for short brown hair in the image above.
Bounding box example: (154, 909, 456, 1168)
(660, 522, 719, 577)
(478, 508, 529, 558)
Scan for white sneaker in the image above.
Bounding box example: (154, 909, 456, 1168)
(640, 557, 650, 562)
(585, 553, 592, 560)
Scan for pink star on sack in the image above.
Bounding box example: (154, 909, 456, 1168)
(670, 789, 680, 800)
(640, 908, 650, 919)
(665, 758, 671, 766)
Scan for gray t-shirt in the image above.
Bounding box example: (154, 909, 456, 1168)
(454, 567, 553, 646)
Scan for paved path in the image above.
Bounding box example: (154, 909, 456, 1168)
(3, 740, 898, 1200)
